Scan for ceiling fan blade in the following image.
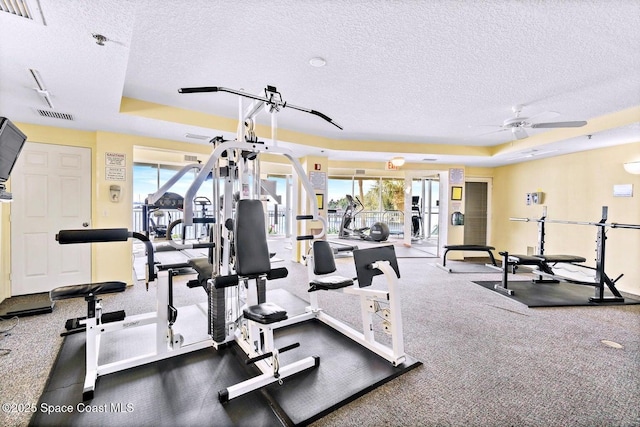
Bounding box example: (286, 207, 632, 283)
(530, 120, 587, 129)
(512, 127, 528, 140)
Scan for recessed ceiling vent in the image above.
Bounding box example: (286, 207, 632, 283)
(355, 169, 366, 175)
(37, 110, 74, 121)
(184, 155, 198, 162)
(0, 0, 46, 25)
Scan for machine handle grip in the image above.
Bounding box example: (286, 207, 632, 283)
(191, 242, 216, 249)
(56, 228, 129, 244)
(267, 267, 288, 280)
(296, 235, 314, 241)
(192, 217, 216, 224)
(178, 86, 220, 93)
(296, 215, 314, 220)
(213, 275, 239, 289)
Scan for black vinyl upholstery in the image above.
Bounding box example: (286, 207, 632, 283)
(312, 241, 337, 275)
(234, 199, 287, 324)
(234, 199, 271, 277)
(309, 240, 354, 292)
(50, 281, 126, 301)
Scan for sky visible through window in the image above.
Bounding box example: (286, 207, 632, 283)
(135, 164, 437, 213)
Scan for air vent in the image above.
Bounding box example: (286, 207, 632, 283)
(37, 110, 74, 120)
(355, 169, 365, 175)
(184, 155, 198, 162)
(1, 0, 46, 25)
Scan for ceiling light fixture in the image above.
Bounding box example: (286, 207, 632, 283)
(309, 57, 326, 67)
(623, 161, 640, 175)
(391, 157, 405, 167)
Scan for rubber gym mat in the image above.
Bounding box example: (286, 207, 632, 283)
(473, 280, 640, 308)
(30, 290, 421, 426)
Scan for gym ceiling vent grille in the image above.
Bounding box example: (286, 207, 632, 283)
(37, 109, 74, 121)
(0, 0, 46, 25)
(184, 155, 198, 162)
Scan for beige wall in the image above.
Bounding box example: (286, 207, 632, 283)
(491, 142, 640, 296)
(1, 122, 638, 302)
(0, 124, 213, 302)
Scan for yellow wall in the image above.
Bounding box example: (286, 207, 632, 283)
(0, 124, 213, 302)
(2, 122, 638, 302)
(491, 142, 640, 296)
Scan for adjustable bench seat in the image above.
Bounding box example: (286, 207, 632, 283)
(505, 253, 587, 276)
(243, 302, 288, 324)
(537, 254, 586, 263)
(188, 257, 213, 279)
(50, 281, 126, 301)
(442, 245, 497, 267)
(308, 240, 355, 292)
(309, 275, 354, 292)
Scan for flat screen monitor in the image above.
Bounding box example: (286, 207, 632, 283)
(353, 245, 400, 287)
(0, 117, 27, 182)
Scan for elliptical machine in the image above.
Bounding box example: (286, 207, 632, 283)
(339, 194, 389, 242)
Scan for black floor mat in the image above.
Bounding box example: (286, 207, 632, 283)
(473, 280, 640, 307)
(30, 291, 420, 426)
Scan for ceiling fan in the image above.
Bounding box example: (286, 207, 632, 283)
(481, 105, 588, 140)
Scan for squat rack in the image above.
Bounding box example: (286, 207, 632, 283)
(510, 206, 640, 303)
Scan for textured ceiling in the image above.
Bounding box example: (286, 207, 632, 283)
(1, 0, 639, 167)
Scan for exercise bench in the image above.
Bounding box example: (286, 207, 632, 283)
(494, 251, 587, 296)
(442, 245, 497, 267)
(50, 281, 127, 335)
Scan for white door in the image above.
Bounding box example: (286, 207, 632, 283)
(10, 142, 92, 295)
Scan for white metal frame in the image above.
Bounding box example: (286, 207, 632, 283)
(305, 253, 406, 366)
(174, 85, 406, 402)
(80, 268, 212, 399)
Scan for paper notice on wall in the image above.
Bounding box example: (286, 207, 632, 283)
(105, 152, 126, 167)
(106, 166, 126, 181)
(613, 184, 633, 197)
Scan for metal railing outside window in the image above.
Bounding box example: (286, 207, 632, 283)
(133, 206, 438, 238)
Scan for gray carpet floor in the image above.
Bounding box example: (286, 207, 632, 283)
(1, 236, 639, 426)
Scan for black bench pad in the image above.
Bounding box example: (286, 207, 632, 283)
(243, 302, 288, 324)
(444, 245, 496, 251)
(188, 257, 212, 277)
(539, 254, 586, 263)
(508, 254, 586, 264)
(50, 281, 126, 301)
(309, 276, 354, 292)
(507, 254, 542, 264)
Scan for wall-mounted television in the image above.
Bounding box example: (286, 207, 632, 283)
(0, 117, 27, 183)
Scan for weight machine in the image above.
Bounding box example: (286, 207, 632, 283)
(175, 85, 406, 402)
(49, 229, 214, 400)
(50, 85, 408, 405)
(497, 206, 639, 303)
